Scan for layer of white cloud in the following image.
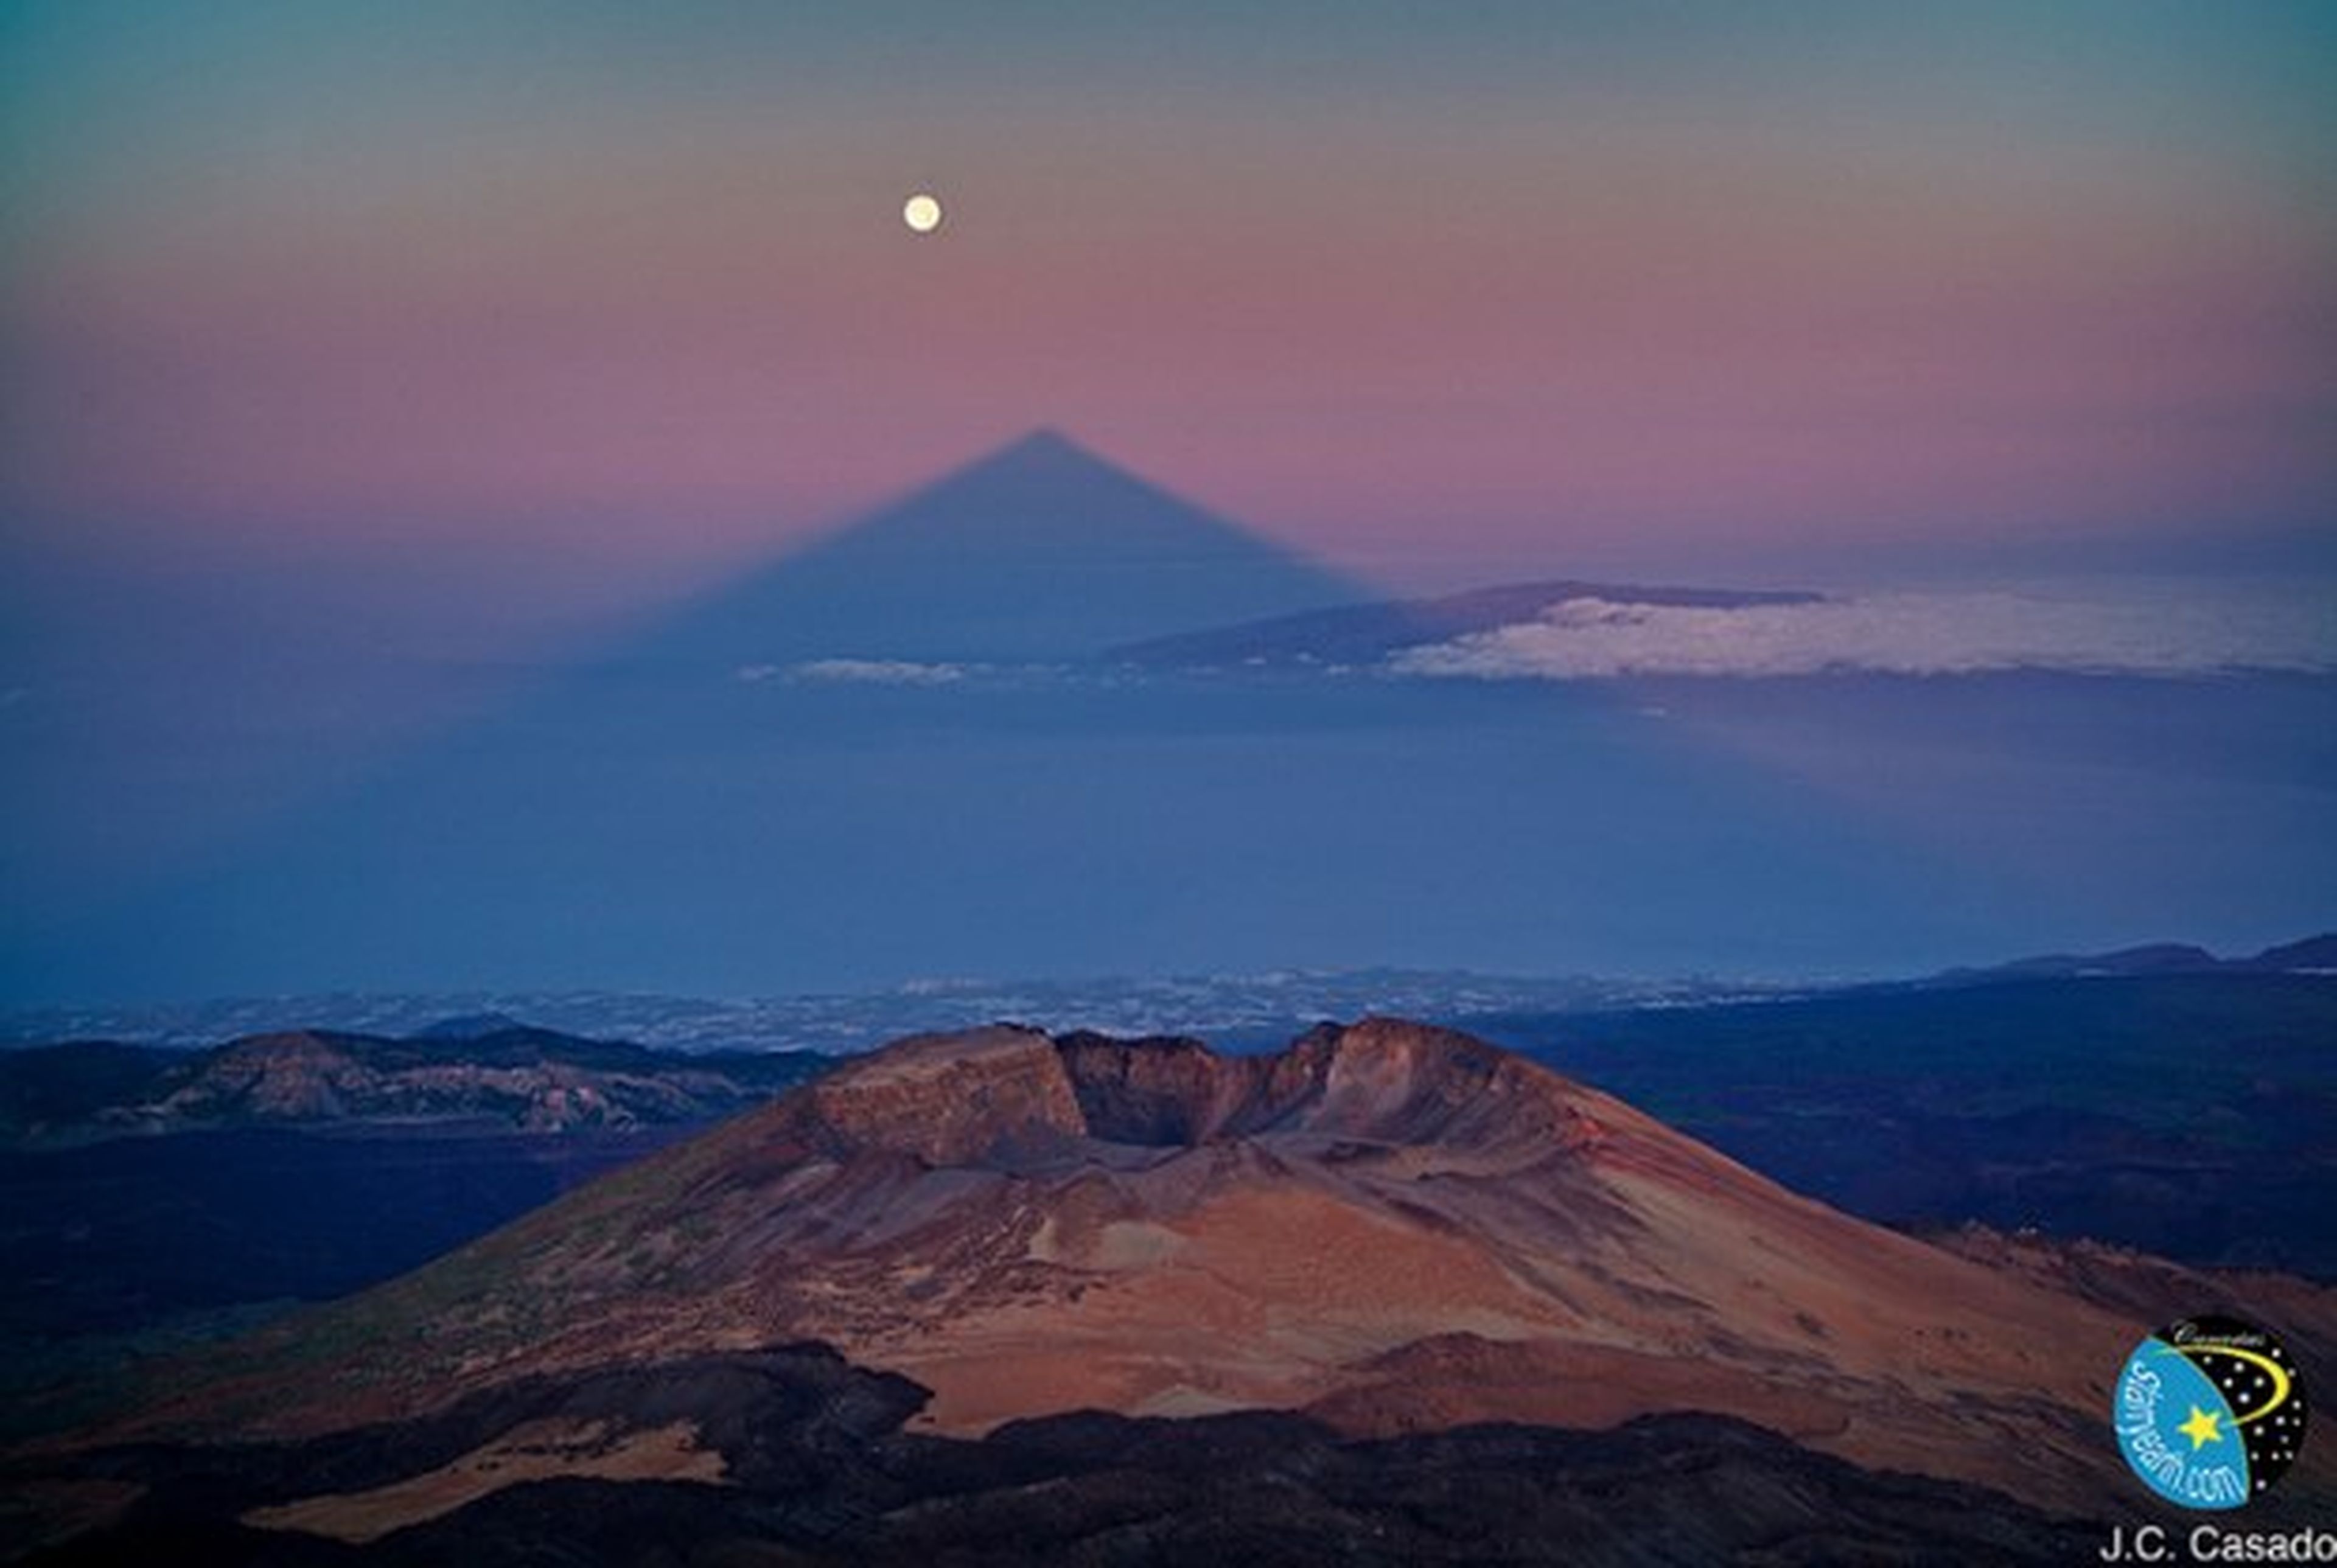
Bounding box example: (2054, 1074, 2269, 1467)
(1387, 587, 2337, 681)
(780, 658, 968, 686)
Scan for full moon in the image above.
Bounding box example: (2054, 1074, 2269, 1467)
(903, 193, 943, 234)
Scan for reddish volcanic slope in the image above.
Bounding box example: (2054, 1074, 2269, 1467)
(133, 1020, 2302, 1511)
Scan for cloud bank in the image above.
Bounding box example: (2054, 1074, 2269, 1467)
(1387, 588, 2337, 681)
(744, 659, 968, 687)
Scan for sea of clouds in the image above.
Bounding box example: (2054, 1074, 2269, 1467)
(742, 658, 969, 686)
(1388, 583, 2337, 681)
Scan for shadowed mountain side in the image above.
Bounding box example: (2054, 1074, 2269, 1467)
(86, 1021, 2330, 1519)
(1476, 970, 2337, 1274)
(1929, 1225, 2337, 1385)
(10, 1349, 2107, 1566)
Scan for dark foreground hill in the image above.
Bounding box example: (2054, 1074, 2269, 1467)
(9, 1346, 2104, 1566)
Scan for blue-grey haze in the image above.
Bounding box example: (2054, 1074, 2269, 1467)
(2, 436, 2332, 1005)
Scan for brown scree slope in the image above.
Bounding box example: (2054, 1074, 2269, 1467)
(117, 1019, 2328, 1514)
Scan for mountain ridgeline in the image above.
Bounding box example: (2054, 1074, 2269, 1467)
(80, 1024, 2335, 1507)
(1109, 577, 1825, 669)
(0, 1026, 826, 1144)
(15, 1018, 2337, 1563)
(9, 957, 2329, 1360)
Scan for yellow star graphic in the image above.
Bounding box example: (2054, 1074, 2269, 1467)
(2179, 1406, 2225, 1450)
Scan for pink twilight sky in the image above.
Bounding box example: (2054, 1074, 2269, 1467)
(4, 3, 2334, 598)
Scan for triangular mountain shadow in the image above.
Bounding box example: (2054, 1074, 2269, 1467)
(618, 430, 1363, 669)
(11, 432, 2016, 1003)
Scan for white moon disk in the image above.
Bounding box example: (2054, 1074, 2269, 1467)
(903, 193, 943, 234)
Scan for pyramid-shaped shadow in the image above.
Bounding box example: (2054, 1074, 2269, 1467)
(617, 429, 1362, 671)
(15, 436, 2005, 1002)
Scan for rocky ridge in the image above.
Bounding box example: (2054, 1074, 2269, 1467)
(0, 1029, 826, 1143)
(89, 1016, 2323, 1524)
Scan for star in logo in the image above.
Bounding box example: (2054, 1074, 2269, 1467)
(2178, 1406, 2225, 1450)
